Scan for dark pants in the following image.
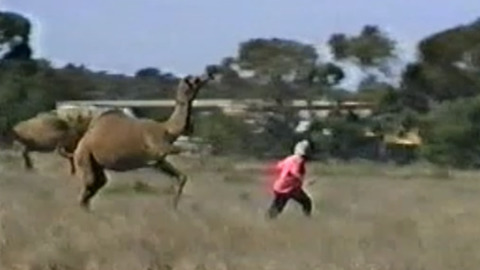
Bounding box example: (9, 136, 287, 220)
(266, 189, 312, 219)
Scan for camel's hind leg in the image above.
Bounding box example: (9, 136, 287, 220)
(153, 159, 187, 209)
(68, 157, 76, 175)
(77, 154, 107, 210)
(21, 146, 33, 170)
(12, 139, 34, 170)
(79, 166, 107, 210)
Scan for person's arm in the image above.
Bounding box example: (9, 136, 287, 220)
(275, 158, 287, 171)
(287, 159, 304, 179)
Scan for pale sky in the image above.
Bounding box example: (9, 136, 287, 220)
(3, 0, 480, 88)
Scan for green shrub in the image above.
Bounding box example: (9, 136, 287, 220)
(194, 111, 300, 158)
(420, 96, 480, 168)
(194, 113, 254, 155)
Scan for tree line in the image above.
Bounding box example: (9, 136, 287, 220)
(1, 10, 480, 167)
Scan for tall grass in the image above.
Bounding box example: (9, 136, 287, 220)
(0, 153, 479, 269)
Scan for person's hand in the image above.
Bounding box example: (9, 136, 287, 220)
(306, 179, 316, 186)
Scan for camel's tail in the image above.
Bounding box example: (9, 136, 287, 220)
(8, 128, 22, 146)
(7, 128, 30, 154)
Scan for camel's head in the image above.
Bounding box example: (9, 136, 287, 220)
(175, 68, 218, 103)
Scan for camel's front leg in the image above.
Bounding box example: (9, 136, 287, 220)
(153, 158, 187, 209)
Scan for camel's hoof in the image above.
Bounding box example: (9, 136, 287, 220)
(80, 205, 91, 212)
(172, 177, 187, 209)
(79, 200, 92, 212)
(24, 167, 36, 173)
(172, 193, 182, 210)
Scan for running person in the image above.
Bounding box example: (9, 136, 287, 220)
(266, 139, 313, 219)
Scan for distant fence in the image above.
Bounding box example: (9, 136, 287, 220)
(56, 99, 374, 118)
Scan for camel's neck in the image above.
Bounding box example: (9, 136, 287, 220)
(165, 100, 192, 139)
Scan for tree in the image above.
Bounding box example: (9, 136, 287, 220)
(418, 19, 480, 68)
(0, 11, 33, 60)
(0, 61, 79, 133)
(316, 62, 345, 86)
(135, 67, 161, 78)
(216, 57, 242, 85)
(355, 75, 405, 115)
(236, 37, 319, 82)
(398, 18, 480, 112)
(194, 112, 253, 155)
(328, 25, 397, 73)
(420, 96, 480, 168)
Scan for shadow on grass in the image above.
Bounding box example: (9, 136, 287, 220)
(103, 181, 172, 196)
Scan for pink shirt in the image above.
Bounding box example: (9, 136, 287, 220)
(272, 154, 306, 194)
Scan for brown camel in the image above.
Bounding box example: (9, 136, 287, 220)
(73, 72, 215, 210)
(11, 106, 120, 174)
(11, 112, 85, 174)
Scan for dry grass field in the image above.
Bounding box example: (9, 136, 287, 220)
(0, 151, 480, 270)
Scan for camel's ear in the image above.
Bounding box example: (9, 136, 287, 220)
(183, 75, 194, 88)
(193, 77, 202, 85)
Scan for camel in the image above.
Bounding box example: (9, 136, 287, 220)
(11, 106, 134, 174)
(11, 112, 85, 174)
(72, 72, 215, 210)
